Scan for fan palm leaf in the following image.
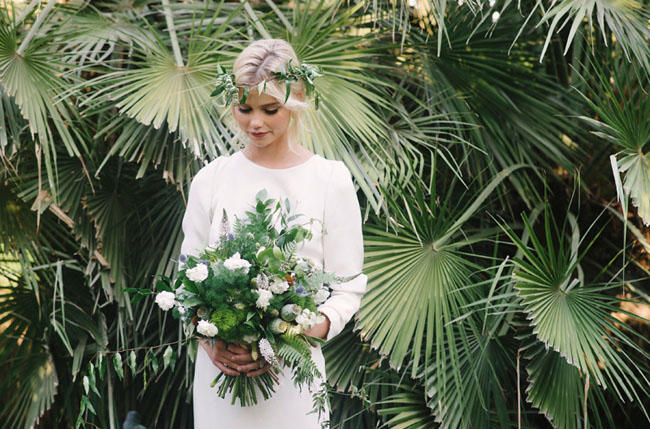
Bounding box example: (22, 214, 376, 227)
(501, 205, 650, 425)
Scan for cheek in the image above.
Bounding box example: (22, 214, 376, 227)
(233, 111, 248, 128)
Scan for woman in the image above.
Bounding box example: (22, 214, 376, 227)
(180, 39, 367, 428)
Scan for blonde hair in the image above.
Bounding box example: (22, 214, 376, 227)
(230, 39, 311, 149)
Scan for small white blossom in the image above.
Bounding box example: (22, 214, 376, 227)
(458, 0, 464, 5)
(491, 11, 500, 22)
(155, 291, 176, 311)
(223, 252, 251, 273)
(197, 320, 219, 337)
(234, 303, 245, 310)
(270, 280, 290, 295)
(186, 264, 208, 282)
(255, 273, 270, 290)
(259, 338, 278, 366)
(178, 306, 186, 315)
(287, 324, 302, 336)
(295, 309, 325, 330)
(255, 289, 273, 310)
(488, 0, 495, 7)
(313, 289, 330, 305)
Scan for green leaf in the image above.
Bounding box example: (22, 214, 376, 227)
(128, 350, 137, 377)
(82, 375, 89, 395)
(163, 346, 174, 371)
(113, 353, 124, 381)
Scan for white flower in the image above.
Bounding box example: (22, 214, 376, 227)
(491, 11, 500, 23)
(287, 324, 302, 336)
(223, 252, 251, 274)
(197, 320, 219, 337)
(255, 289, 273, 310)
(178, 306, 186, 315)
(458, 0, 464, 5)
(488, 0, 495, 7)
(155, 291, 176, 311)
(295, 309, 324, 330)
(269, 279, 290, 295)
(313, 289, 330, 305)
(259, 338, 278, 366)
(186, 264, 208, 282)
(255, 273, 270, 290)
(234, 302, 245, 310)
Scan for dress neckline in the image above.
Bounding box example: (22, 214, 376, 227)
(237, 150, 318, 172)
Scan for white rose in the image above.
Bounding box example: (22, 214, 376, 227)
(223, 252, 251, 274)
(255, 289, 273, 310)
(269, 280, 290, 295)
(155, 291, 176, 311)
(196, 320, 219, 337)
(313, 289, 330, 305)
(186, 264, 208, 282)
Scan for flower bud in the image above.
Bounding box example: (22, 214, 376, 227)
(270, 318, 289, 334)
(281, 304, 301, 321)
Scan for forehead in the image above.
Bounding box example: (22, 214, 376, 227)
(239, 88, 281, 106)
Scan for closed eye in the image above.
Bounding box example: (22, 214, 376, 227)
(264, 109, 278, 115)
(237, 106, 252, 113)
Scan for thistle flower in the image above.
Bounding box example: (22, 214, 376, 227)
(259, 338, 278, 366)
(293, 285, 309, 297)
(155, 291, 176, 311)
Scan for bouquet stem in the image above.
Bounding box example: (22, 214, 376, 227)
(211, 372, 277, 406)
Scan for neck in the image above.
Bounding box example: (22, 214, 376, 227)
(242, 139, 312, 169)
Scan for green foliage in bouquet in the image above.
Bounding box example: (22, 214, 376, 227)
(153, 190, 340, 411)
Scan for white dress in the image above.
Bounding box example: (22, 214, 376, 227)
(180, 151, 367, 429)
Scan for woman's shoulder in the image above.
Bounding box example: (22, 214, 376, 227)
(191, 153, 237, 184)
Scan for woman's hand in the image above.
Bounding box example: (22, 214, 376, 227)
(200, 339, 277, 381)
(303, 314, 330, 340)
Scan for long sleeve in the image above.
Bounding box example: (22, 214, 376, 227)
(180, 163, 216, 259)
(318, 161, 367, 341)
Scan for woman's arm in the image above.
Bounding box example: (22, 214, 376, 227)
(317, 162, 368, 341)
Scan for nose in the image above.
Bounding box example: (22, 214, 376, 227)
(249, 112, 264, 130)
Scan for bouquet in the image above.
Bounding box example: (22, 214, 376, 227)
(155, 190, 337, 407)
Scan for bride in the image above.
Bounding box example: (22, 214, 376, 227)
(180, 39, 367, 428)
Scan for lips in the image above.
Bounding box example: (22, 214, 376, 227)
(250, 132, 269, 138)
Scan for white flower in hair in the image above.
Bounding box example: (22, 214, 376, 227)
(197, 320, 219, 337)
(186, 264, 208, 282)
(155, 291, 176, 311)
(223, 252, 251, 273)
(259, 338, 278, 366)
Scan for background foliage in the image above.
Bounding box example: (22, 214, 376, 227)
(1, 0, 649, 428)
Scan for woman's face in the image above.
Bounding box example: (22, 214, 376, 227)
(233, 89, 292, 150)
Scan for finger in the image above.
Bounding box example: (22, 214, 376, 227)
(213, 360, 240, 376)
(237, 361, 264, 372)
(227, 344, 249, 354)
(230, 352, 254, 364)
(246, 363, 271, 377)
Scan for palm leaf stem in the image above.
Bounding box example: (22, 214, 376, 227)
(161, 0, 184, 68)
(15, 0, 57, 56)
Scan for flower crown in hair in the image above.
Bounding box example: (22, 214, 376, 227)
(211, 62, 323, 109)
